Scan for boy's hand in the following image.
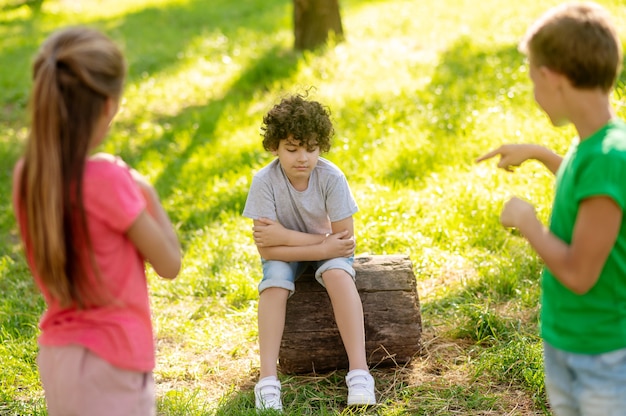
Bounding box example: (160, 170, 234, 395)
(500, 197, 536, 229)
(321, 230, 356, 258)
(253, 218, 288, 247)
(476, 144, 536, 172)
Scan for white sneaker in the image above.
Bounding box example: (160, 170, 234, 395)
(254, 376, 283, 411)
(346, 369, 376, 406)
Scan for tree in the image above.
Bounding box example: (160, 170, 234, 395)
(294, 0, 344, 51)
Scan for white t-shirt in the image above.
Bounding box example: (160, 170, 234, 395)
(243, 157, 358, 235)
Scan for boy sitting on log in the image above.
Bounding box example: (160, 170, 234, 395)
(243, 93, 376, 411)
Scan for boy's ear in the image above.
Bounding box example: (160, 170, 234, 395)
(541, 66, 567, 88)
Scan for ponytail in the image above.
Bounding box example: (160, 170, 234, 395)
(19, 27, 125, 308)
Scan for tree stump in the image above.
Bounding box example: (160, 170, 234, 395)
(279, 255, 422, 374)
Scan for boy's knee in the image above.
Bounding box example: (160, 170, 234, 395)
(259, 260, 299, 295)
(258, 282, 294, 297)
(321, 268, 351, 282)
(260, 286, 290, 296)
(315, 257, 355, 287)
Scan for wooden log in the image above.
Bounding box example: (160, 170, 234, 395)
(279, 255, 422, 374)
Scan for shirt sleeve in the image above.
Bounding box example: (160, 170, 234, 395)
(326, 174, 359, 222)
(242, 175, 277, 221)
(86, 162, 146, 233)
(575, 153, 626, 209)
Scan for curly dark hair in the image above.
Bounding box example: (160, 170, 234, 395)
(261, 94, 334, 152)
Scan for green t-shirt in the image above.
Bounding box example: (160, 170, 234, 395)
(542, 118, 626, 354)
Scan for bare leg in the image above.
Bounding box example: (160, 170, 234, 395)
(258, 287, 290, 379)
(322, 269, 368, 371)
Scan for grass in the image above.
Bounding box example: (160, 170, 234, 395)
(1, 0, 626, 414)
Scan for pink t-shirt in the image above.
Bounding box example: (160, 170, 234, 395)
(13, 158, 155, 372)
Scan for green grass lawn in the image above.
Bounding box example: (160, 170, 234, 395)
(1, 0, 625, 414)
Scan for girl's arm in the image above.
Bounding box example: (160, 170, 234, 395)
(126, 172, 181, 279)
(501, 196, 620, 294)
(255, 217, 355, 262)
(476, 144, 563, 175)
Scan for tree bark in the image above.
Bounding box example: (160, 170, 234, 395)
(279, 255, 422, 374)
(294, 0, 344, 50)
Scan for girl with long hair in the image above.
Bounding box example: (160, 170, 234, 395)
(12, 26, 181, 415)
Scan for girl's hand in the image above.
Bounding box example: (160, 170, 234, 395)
(127, 169, 159, 218)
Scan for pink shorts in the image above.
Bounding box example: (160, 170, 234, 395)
(37, 345, 156, 416)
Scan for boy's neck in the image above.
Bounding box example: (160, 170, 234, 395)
(567, 89, 616, 140)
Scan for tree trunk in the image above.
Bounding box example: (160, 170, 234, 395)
(294, 0, 344, 50)
(279, 255, 422, 374)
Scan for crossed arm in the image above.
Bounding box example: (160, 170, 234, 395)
(252, 217, 356, 262)
(92, 153, 182, 280)
(127, 180, 182, 280)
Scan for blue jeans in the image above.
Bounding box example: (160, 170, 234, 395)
(259, 257, 355, 296)
(543, 341, 626, 416)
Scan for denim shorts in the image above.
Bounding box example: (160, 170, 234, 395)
(259, 257, 355, 296)
(543, 341, 626, 416)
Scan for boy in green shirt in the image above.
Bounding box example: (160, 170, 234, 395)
(477, 2, 626, 415)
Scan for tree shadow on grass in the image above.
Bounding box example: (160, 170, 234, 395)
(109, 0, 291, 84)
(70, 0, 295, 232)
(0, 0, 291, 86)
(116, 44, 301, 231)
(0, 0, 291, 127)
(387, 40, 626, 186)
(0, 0, 297, 234)
(384, 37, 526, 184)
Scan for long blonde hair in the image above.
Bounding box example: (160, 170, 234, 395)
(19, 27, 125, 308)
